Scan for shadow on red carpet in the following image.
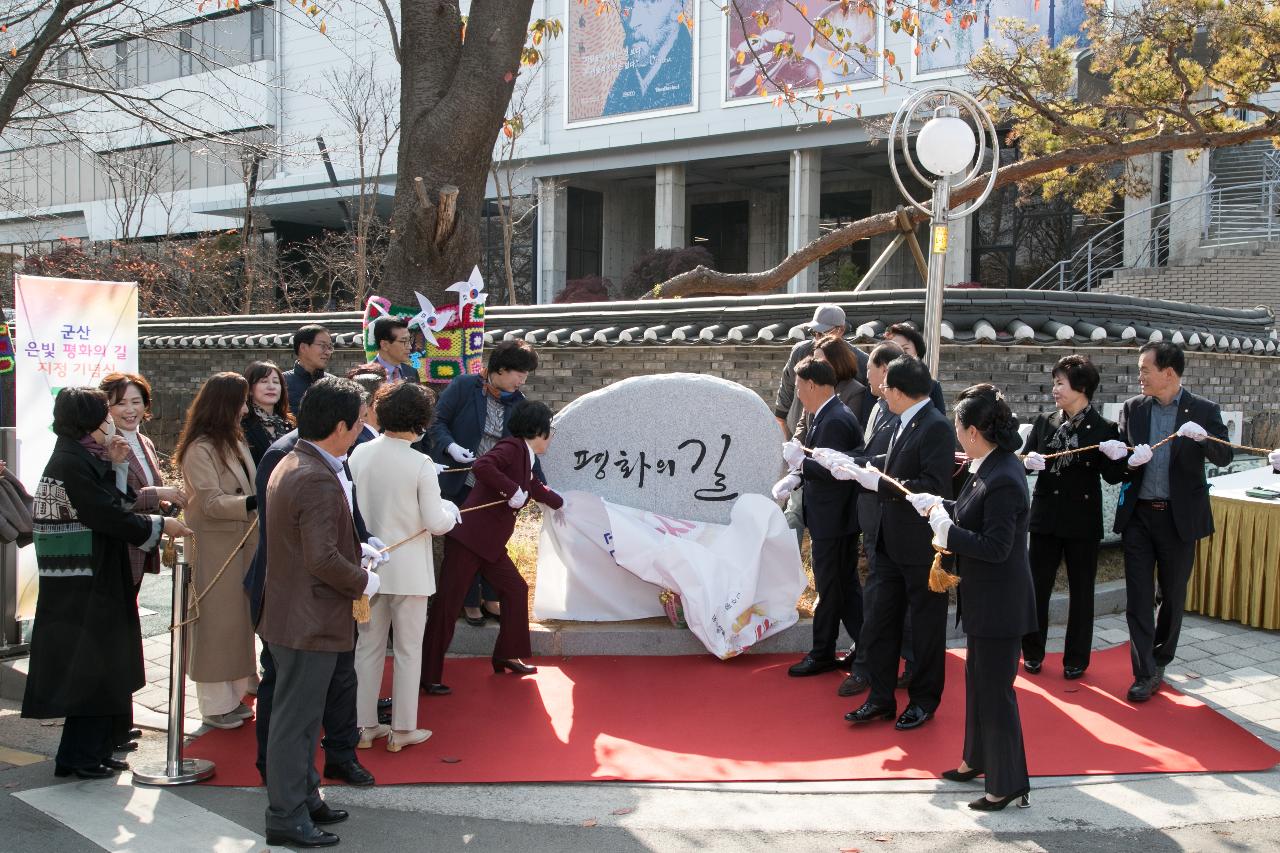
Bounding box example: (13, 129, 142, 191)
(186, 645, 1280, 786)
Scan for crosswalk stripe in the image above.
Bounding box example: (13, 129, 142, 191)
(14, 773, 265, 853)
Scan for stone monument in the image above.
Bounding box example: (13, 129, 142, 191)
(540, 373, 783, 522)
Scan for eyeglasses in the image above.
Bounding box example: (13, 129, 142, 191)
(309, 341, 335, 352)
(391, 336, 411, 345)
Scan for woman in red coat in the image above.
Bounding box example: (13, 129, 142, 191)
(421, 401, 563, 694)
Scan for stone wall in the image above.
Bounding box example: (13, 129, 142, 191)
(1099, 241, 1280, 329)
(139, 343, 1280, 455)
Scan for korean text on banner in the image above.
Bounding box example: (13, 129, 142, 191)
(12, 275, 139, 620)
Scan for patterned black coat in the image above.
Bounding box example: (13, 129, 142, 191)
(21, 437, 159, 719)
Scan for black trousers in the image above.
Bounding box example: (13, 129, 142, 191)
(256, 645, 359, 777)
(852, 536, 913, 679)
(1022, 533, 1100, 671)
(808, 533, 863, 660)
(57, 714, 125, 769)
(964, 634, 1029, 798)
(862, 543, 948, 712)
(1122, 502, 1196, 679)
(264, 644, 334, 834)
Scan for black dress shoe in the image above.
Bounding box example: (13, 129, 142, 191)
(788, 655, 838, 677)
(461, 609, 487, 628)
(835, 649, 855, 672)
(423, 683, 452, 695)
(837, 674, 870, 697)
(322, 759, 375, 787)
(309, 803, 349, 825)
(114, 741, 139, 753)
(265, 826, 340, 848)
(895, 704, 933, 730)
(845, 702, 895, 723)
(1063, 666, 1086, 680)
(54, 764, 115, 779)
(377, 697, 392, 710)
(896, 670, 914, 689)
(942, 766, 982, 782)
(492, 657, 537, 675)
(125, 728, 143, 740)
(1126, 676, 1161, 703)
(968, 789, 1030, 811)
(1156, 664, 1167, 682)
(1023, 659, 1042, 675)
(101, 757, 130, 771)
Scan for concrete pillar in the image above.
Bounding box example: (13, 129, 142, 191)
(1123, 153, 1157, 268)
(654, 164, 686, 249)
(787, 148, 822, 293)
(603, 187, 649, 288)
(1168, 149, 1210, 264)
(748, 189, 785, 271)
(537, 177, 566, 303)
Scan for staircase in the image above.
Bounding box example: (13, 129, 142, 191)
(1204, 141, 1280, 246)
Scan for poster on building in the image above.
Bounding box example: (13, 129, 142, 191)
(566, 0, 697, 126)
(724, 1, 880, 103)
(915, 0, 1088, 76)
(12, 275, 138, 620)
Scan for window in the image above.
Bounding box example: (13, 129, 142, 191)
(250, 8, 266, 61)
(817, 191, 872, 292)
(178, 27, 194, 76)
(690, 201, 749, 273)
(566, 187, 603, 280)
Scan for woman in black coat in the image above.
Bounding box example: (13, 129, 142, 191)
(22, 388, 191, 779)
(1019, 355, 1126, 679)
(910, 384, 1036, 811)
(241, 361, 295, 465)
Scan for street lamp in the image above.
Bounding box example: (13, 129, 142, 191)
(888, 87, 999, 377)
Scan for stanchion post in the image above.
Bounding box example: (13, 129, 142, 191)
(133, 540, 214, 786)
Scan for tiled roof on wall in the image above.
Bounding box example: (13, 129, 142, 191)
(136, 290, 1280, 356)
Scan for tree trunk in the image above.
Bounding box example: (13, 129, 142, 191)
(381, 0, 534, 308)
(646, 125, 1280, 299)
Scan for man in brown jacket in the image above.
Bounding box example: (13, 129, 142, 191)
(258, 377, 376, 849)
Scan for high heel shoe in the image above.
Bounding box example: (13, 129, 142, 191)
(492, 658, 537, 675)
(481, 603, 502, 621)
(941, 766, 982, 782)
(968, 789, 1031, 811)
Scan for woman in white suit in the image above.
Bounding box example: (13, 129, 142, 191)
(348, 382, 460, 752)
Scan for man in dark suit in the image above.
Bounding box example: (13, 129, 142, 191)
(841, 356, 955, 730)
(371, 317, 421, 384)
(244, 401, 383, 789)
(284, 324, 335, 410)
(1099, 342, 1232, 703)
(258, 377, 376, 849)
(774, 357, 865, 676)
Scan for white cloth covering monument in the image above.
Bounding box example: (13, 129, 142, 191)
(534, 374, 806, 659)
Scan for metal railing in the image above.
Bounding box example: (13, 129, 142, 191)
(1028, 172, 1280, 291)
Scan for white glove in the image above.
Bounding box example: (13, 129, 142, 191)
(812, 447, 855, 471)
(771, 473, 802, 501)
(447, 443, 476, 464)
(1270, 449, 1280, 470)
(1023, 452, 1046, 472)
(850, 464, 882, 491)
(441, 499, 463, 527)
(508, 486, 528, 509)
(1128, 444, 1153, 467)
(1099, 439, 1129, 461)
(362, 569, 381, 598)
(830, 463, 858, 481)
(781, 440, 806, 469)
(907, 492, 942, 517)
(434, 462, 448, 476)
(926, 503, 952, 545)
(1176, 421, 1207, 442)
(360, 541, 389, 566)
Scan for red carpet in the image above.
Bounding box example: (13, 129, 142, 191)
(187, 645, 1279, 786)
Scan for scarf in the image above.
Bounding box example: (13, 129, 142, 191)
(253, 405, 290, 440)
(77, 433, 110, 462)
(1044, 405, 1091, 474)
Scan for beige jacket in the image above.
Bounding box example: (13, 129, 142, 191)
(347, 435, 456, 597)
(181, 437, 257, 683)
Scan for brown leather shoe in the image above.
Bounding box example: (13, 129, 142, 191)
(837, 674, 870, 697)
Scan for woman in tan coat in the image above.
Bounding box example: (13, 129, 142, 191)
(175, 372, 258, 730)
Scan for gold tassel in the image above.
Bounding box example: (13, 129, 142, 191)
(927, 545, 960, 593)
(352, 595, 371, 623)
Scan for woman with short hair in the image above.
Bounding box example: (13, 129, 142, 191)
(176, 372, 258, 730)
(1018, 355, 1125, 679)
(349, 382, 460, 752)
(22, 388, 191, 779)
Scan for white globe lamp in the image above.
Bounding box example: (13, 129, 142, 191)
(916, 106, 977, 178)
